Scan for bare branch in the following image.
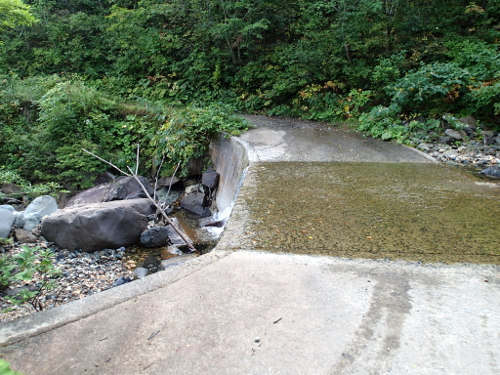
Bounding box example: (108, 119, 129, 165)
(82, 148, 130, 177)
(127, 166, 196, 252)
(153, 154, 166, 201)
(165, 162, 181, 205)
(135, 144, 140, 176)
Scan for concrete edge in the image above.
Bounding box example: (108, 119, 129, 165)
(0, 250, 232, 345)
(401, 144, 439, 163)
(231, 134, 260, 163)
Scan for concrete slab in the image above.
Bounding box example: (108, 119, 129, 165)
(0, 251, 498, 375)
(241, 116, 433, 163)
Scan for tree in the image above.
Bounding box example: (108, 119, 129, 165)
(0, 0, 35, 33)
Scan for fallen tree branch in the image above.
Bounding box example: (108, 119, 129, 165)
(82, 148, 197, 253)
(126, 166, 196, 252)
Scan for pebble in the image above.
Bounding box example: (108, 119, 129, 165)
(0, 243, 134, 324)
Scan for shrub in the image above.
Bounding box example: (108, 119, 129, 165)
(151, 105, 248, 176)
(0, 245, 60, 312)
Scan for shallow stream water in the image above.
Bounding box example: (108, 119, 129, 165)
(236, 162, 499, 264)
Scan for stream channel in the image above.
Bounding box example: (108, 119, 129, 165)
(129, 118, 499, 271)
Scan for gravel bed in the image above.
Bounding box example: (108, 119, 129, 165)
(417, 140, 499, 168)
(0, 242, 135, 325)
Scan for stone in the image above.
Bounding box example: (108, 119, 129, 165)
(495, 135, 500, 146)
(157, 176, 181, 188)
(143, 255, 160, 270)
(185, 184, 201, 194)
(458, 116, 476, 128)
(0, 205, 15, 238)
(66, 176, 154, 207)
(463, 126, 475, 137)
(23, 195, 58, 231)
(444, 129, 462, 141)
(438, 136, 453, 144)
(417, 143, 432, 152)
(0, 183, 22, 195)
(112, 276, 132, 287)
(41, 198, 154, 252)
(133, 267, 148, 279)
(14, 228, 37, 243)
(13, 211, 25, 228)
(202, 171, 220, 190)
(140, 227, 170, 248)
(480, 166, 500, 179)
(160, 253, 198, 271)
(181, 192, 211, 217)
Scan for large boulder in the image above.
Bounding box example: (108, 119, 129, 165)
(66, 176, 154, 207)
(41, 198, 154, 252)
(23, 195, 58, 231)
(0, 205, 15, 238)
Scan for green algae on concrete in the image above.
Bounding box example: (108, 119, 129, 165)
(236, 162, 499, 264)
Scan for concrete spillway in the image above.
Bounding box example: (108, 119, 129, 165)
(1, 116, 498, 375)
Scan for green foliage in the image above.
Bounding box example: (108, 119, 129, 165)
(0, 0, 499, 182)
(0, 0, 35, 33)
(151, 105, 248, 176)
(0, 359, 23, 375)
(0, 167, 63, 199)
(0, 245, 60, 312)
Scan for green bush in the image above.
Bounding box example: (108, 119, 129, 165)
(388, 62, 472, 116)
(0, 245, 60, 312)
(151, 105, 248, 176)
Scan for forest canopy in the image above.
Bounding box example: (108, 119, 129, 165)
(0, 0, 499, 188)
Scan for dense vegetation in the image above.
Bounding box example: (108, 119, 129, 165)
(0, 0, 499, 189)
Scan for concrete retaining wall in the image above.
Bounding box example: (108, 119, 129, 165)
(209, 135, 250, 213)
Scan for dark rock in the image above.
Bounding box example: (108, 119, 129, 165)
(112, 276, 131, 287)
(143, 255, 160, 270)
(133, 267, 148, 279)
(14, 228, 37, 243)
(463, 126, 475, 137)
(202, 171, 220, 190)
(0, 183, 22, 195)
(165, 224, 187, 246)
(41, 198, 154, 252)
(181, 192, 211, 217)
(160, 253, 198, 271)
(203, 220, 225, 228)
(444, 129, 462, 141)
(495, 135, 500, 146)
(157, 176, 181, 188)
(0, 205, 15, 238)
(66, 176, 154, 207)
(140, 226, 170, 248)
(480, 166, 500, 179)
(438, 136, 453, 144)
(23, 195, 58, 231)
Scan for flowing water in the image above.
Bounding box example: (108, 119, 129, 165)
(235, 162, 499, 264)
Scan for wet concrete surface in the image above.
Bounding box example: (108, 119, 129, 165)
(232, 162, 499, 264)
(241, 116, 433, 163)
